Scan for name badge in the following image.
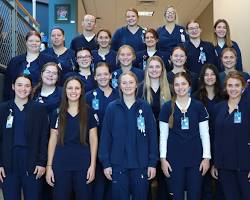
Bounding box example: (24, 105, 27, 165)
(234, 111, 241, 124)
(23, 68, 31, 75)
(137, 109, 145, 134)
(143, 60, 147, 70)
(181, 116, 189, 130)
(198, 47, 206, 64)
(180, 29, 185, 43)
(92, 99, 99, 110)
(6, 115, 14, 129)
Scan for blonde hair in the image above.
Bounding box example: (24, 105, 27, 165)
(143, 56, 171, 106)
(213, 19, 233, 47)
(116, 45, 136, 65)
(164, 5, 178, 23)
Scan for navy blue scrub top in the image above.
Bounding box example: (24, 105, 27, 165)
(43, 47, 76, 77)
(111, 26, 146, 52)
(135, 50, 171, 72)
(213, 99, 250, 170)
(183, 40, 217, 74)
(85, 87, 119, 129)
(50, 107, 97, 171)
(92, 49, 118, 72)
(33, 86, 62, 114)
(157, 24, 188, 54)
(159, 98, 209, 167)
(63, 71, 96, 93)
(70, 34, 98, 52)
(215, 41, 242, 72)
(4, 53, 57, 100)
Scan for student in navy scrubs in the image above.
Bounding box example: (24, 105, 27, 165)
(0, 74, 49, 200)
(138, 56, 171, 200)
(211, 71, 250, 200)
(4, 30, 57, 100)
(92, 29, 118, 72)
(111, 8, 146, 52)
(219, 47, 250, 86)
(135, 28, 171, 72)
(33, 62, 62, 114)
(99, 71, 158, 200)
(193, 64, 224, 200)
(111, 45, 144, 89)
(159, 72, 211, 200)
(157, 5, 188, 55)
(85, 62, 119, 200)
(184, 20, 217, 75)
(70, 14, 98, 51)
(167, 46, 198, 93)
(64, 48, 96, 93)
(46, 76, 98, 200)
(43, 27, 76, 78)
(213, 19, 242, 72)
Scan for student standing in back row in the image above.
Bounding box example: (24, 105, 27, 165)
(0, 74, 49, 200)
(99, 71, 158, 200)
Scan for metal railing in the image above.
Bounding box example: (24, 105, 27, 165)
(0, 0, 40, 68)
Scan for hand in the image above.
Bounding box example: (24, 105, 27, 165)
(86, 165, 95, 184)
(0, 167, 6, 183)
(46, 166, 55, 187)
(147, 167, 156, 180)
(104, 167, 112, 181)
(199, 158, 210, 176)
(210, 165, 218, 179)
(33, 166, 45, 179)
(161, 159, 172, 177)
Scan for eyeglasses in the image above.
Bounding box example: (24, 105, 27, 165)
(43, 70, 58, 76)
(166, 11, 175, 15)
(188, 26, 200, 31)
(77, 55, 92, 60)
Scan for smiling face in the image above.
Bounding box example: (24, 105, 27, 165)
(126, 10, 138, 27)
(171, 48, 187, 68)
(26, 35, 41, 53)
(204, 68, 216, 87)
(94, 65, 111, 88)
(66, 79, 82, 102)
(118, 46, 134, 67)
(187, 22, 201, 39)
(51, 28, 65, 47)
(226, 78, 243, 100)
(97, 30, 111, 48)
(147, 60, 162, 79)
(76, 49, 92, 69)
(145, 32, 158, 48)
(120, 74, 137, 97)
(41, 65, 58, 86)
(13, 76, 32, 100)
(164, 7, 176, 23)
(173, 75, 190, 97)
(221, 50, 236, 70)
(215, 22, 227, 39)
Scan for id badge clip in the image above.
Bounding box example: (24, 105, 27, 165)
(6, 109, 14, 129)
(181, 112, 189, 130)
(92, 91, 99, 110)
(137, 109, 146, 135)
(234, 109, 241, 124)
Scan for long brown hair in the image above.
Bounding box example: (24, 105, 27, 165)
(58, 76, 88, 145)
(168, 72, 192, 128)
(213, 19, 233, 47)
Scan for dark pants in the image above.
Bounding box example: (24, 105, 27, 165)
(2, 147, 42, 200)
(111, 167, 149, 200)
(219, 169, 250, 200)
(53, 169, 92, 200)
(167, 165, 203, 200)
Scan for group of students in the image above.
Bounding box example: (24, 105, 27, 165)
(0, 4, 250, 200)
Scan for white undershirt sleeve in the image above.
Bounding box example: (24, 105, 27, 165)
(159, 121, 169, 159)
(199, 120, 211, 159)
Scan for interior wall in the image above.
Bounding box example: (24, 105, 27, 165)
(196, 2, 214, 42)
(214, 0, 250, 73)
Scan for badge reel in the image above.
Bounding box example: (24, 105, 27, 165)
(234, 107, 241, 124)
(112, 72, 118, 89)
(6, 109, 14, 129)
(198, 47, 206, 64)
(142, 55, 148, 70)
(181, 112, 189, 130)
(92, 91, 99, 110)
(180, 29, 186, 43)
(137, 109, 146, 136)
